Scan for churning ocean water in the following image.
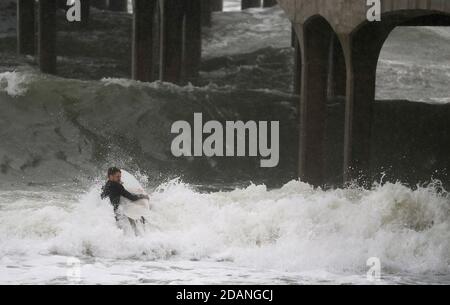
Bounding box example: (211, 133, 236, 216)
(0, 2, 449, 284)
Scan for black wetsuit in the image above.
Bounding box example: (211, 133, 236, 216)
(101, 180, 146, 221)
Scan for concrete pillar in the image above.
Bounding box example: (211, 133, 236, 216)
(263, 0, 277, 7)
(293, 36, 301, 96)
(211, 0, 223, 12)
(57, 0, 68, 9)
(341, 24, 393, 185)
(184, 0, 202, 78)
(152, 2, 161, 80)
(17, 0, 36, 55)
(109, 0, 128, 12)
(92, 0, 108, 9)
(298, 20, 333, 186)
(132, 0, 156, 82)
(327, 34, 346, 99)
(291, 25, 296, 47)
(160, 0, 185, 83)
(81, 0, 91, 26)
(242, 0, 261, 10)
(38, 0, 57, 74)
(201, 0, 211, 27)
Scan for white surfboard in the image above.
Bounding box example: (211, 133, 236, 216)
(119, 170, 152, 221)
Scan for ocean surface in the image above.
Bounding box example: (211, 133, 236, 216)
(0, 1, 449, 284)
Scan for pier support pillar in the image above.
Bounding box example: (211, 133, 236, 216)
(17, 0, 36, 55)
(160, 0, 185, 83)
(242, 0, 261, 10)
(263, 0, 277, 7)
(38, 0, 57, 74)
(211, 0, 223, 12)
(92, 0, 108, 9)
(201, 0, 211, 27)
(341, 23, 393, 185)
(184, 0, 202, 78)
(132, 0, 157, 82)
(57, 0, 68, 9)
(292, 26, 301, 95)
(152, 2, 161, 80)
(81, 0, 91, 26)
(328, 34, 346, 99)
(109, 0, 127, 12)
(298, 19, 334, 186)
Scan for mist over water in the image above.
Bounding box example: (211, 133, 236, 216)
(0, 2, 449, 284)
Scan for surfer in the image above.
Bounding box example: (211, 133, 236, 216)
(101, 167, 149, 229)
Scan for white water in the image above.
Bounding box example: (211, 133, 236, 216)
(1, 179, 449, 284)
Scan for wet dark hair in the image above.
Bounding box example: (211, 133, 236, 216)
(107, 167, 121, 177)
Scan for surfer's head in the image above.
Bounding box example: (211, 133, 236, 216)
(107, 167, 121, 183)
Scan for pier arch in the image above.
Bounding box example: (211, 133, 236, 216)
(340, 10, 450, 185)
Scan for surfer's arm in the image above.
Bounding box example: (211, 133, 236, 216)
(120, 186, 148, 202)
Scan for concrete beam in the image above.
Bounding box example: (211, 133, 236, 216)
(17, 0, 36, 55)
(132, 0, 157, 82)
(277, 0, 450, 35)
(38, 0, 57, 74)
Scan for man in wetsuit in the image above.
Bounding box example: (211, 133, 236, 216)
(101, 167, 149, 223)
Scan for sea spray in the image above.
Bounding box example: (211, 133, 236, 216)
(1, 179, 448, 275)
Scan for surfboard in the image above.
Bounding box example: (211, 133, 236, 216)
(119, 170, 152, 221)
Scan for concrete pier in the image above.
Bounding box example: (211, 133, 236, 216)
(277, 0, 450, 186)
(38, 0, 57, 74)
(17, 0, 36, 55)
(12, 0, 450, 187)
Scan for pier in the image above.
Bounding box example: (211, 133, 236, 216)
(278, 0, 450, 185)
(13, 0, 450, 186)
